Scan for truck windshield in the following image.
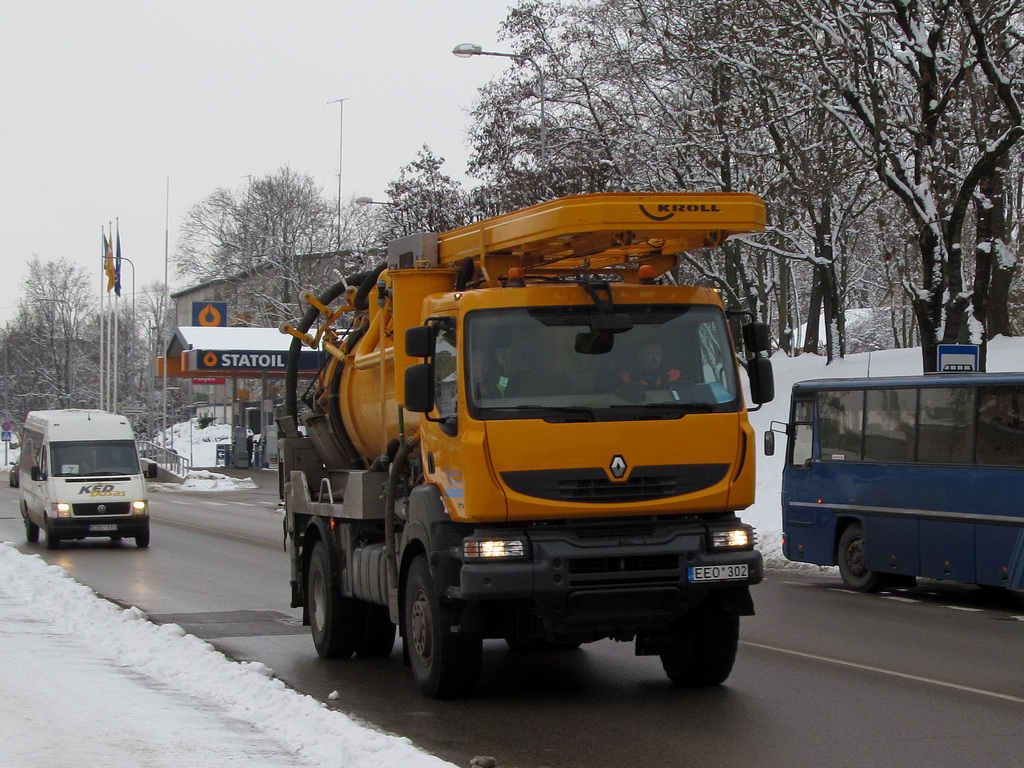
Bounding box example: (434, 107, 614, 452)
(50, 441, 141, 476)
(465, 305, 741, 420)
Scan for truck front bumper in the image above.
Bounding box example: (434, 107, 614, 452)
(454, 521, 763, 631)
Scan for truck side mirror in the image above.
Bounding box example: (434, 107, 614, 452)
(404, 363, 434, 413)
(764, 430, 776, 456)
(747, 356, 775, 405)
(405, 325, 436, 358)
(742, 322, 771, 354)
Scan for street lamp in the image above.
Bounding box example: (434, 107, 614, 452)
(453, 43, 547, 171)
(355, 196, 397, 207)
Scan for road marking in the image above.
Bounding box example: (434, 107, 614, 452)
(945, 605, 984, 612)
(881, 595, 920, 603)
(743, 641, 1024, 705)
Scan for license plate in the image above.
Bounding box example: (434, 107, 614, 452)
(89, 524, 118, 532)
(688, 564, 749, 582)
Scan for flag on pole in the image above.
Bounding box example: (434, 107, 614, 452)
(104, 233, 115, 292)
(115, 230, 122, 297)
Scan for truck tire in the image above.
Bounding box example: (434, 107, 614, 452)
(837, 523, 880, 592)
(660, 601, 740, 687)
(403, 556, 482, 698)
(356, 603, 396, 658)
(308, 541, 359, 659)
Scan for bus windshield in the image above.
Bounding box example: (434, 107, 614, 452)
(465, 304, 741, 420)
(50, 440, 141, 477)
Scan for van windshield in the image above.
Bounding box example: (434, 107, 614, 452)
(49, 441, 141, 477)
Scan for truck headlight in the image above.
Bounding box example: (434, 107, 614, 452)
(709, 529, 752, 550)
(132, 500, 147, 514)
(463, 539, 527, 560)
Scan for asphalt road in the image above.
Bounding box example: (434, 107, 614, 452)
(2, 473, 1023, 768)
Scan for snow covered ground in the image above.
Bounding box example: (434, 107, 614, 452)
(2, 336, 1023, 767)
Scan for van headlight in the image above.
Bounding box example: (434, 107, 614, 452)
(132, 500, 147, 514)
(56, 502, 72, 518)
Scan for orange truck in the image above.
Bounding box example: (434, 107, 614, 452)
(279, 192, 774, 697)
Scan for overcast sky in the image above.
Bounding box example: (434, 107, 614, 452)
(0, 1, 516, 323)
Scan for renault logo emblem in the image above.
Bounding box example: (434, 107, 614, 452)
(609, 455, 628, 479)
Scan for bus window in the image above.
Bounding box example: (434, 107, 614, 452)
(818, 390, 864, 461)
(976, 385, 1024, 466)
(790, 398, 814, 467)
(918, 387, 974, 464)
(864, 388, 916, 463)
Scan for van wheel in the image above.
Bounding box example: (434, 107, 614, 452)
(45, 520, 60, 550)
(308, 541, 359, 659)
(135, 528, 150, 548)
(403, 556, 481, 698)
(24, 516, 39, 543)
(837, 523, 880, 592)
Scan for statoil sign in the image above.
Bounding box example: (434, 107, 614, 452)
(187, 348, 320, 372)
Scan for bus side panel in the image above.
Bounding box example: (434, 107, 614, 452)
(919, 520, 975, 582)
(865, 515, 919, 578)
(977, 525, 1023, 588)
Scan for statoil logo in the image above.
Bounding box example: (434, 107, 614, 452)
(78, 484, 127, 497)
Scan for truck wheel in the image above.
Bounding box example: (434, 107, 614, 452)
(135, 527, 150, 549)
(308, 541, 359, 659)
(403, 556, 482, 698)
(660, 602, 739, 687)
(837, 523, 880, 592)
(356, 603, 396, 658)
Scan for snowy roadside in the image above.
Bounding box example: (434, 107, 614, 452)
(0, 542, 456, 768)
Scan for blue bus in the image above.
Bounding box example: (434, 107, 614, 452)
(771, 373, 1024, 592)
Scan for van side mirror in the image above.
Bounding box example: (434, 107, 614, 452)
(30, 465, 44, 482)
(146, 462, 159, 479)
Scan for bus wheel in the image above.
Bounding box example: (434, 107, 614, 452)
(403, 556, 481, 698)
(837, 523, 880, 592)
(660, 601, 739, 687)
(308, 541, 359, 659)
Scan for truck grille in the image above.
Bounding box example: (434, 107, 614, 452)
(72, 502, 131, 516)
(501, 464, 728, 503)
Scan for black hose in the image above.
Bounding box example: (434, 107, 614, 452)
(284, 266, 382, 419)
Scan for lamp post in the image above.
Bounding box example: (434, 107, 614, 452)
(453, 43, 547, 171)
(328, 97, 350, 251)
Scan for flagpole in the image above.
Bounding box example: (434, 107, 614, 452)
(113, 219, 120, 412)
(99, 229, 106, 410)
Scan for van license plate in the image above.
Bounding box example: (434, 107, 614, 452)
(688, 564, 748, 582)
(89, 524, 118, 532)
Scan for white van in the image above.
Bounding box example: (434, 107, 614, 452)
(19, 409, 156, 549)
